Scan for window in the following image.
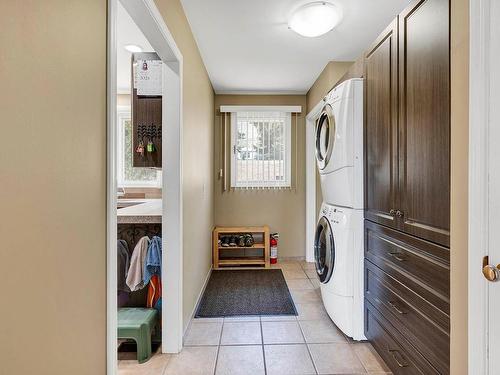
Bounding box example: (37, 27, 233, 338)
(117, 107, 161, 187)
(230, 111, 292, 188)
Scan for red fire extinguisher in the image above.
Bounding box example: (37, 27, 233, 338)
(270, 233, 279, 264)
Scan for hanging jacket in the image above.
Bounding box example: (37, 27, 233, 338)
(143, 236, 162, 285)
(126, 236, 150, 291)
(117, 240, 130, 292)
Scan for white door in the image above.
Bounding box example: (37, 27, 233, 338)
(469, 0, 500, 373)
(486, 1, 500, 372)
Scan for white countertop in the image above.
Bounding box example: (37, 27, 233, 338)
(117, 199, 162, 224)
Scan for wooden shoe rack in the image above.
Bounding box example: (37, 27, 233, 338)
(212, 226, 270, 269)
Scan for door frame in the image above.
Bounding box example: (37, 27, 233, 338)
(305, 100, 324, 262)
(107, 0, 184, 374)
(468, 0, 492, 372)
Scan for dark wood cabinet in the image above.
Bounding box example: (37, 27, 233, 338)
(363, 0, 450, 373)
(364, 19, 399, 229)
(132, 52, 163, 169)
(364, 0, 450, 247)
(398, 0, 450, 247)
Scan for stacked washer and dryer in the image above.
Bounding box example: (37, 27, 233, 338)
(313, 78, 365, 341)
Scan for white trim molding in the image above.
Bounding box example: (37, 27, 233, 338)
(106, 0, 118, 373)
(107, 1, 184, 374)
(305, 100, 324, 262)
(220, 105, 302, 113)
(468, 0, 491, 373)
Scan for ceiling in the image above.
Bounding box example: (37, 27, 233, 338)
(117, 2, 154, 94)
(180, 0, 411, 94)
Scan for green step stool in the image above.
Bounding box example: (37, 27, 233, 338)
(118, 307, 159, 363)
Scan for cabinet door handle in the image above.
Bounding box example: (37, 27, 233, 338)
(388, 349, 409, 367)
(388, 300, 406, 314)
(388, 252, 406, 262)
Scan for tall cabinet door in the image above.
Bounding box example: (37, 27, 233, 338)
(364, 19, 399, 229)
(398, 0, 450, 247)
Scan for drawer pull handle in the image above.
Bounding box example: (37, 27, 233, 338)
(388, 349, 409, 367)
(388, 252, 406, 261)
(388, 301, 406, 314)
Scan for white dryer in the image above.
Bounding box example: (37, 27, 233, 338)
(314, 202, 365, 341)
(315, 78, 363, 209)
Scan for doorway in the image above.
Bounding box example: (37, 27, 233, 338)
(107, 0, 183, 373)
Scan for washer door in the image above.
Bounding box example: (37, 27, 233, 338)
(315, 104, 336, 170)
(314, 216, 335, 284)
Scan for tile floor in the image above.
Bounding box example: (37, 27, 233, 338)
(118, 260, 391, 375)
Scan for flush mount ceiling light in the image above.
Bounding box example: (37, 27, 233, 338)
(288, 2, 342, 37)
(124, 44, 143, 53)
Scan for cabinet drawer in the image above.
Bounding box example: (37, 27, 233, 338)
(365, 299, 440, 375)
(364, 220, 449, 314)
(365, 261, 449, 373)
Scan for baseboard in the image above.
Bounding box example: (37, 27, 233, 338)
(183, 266, 213, 337)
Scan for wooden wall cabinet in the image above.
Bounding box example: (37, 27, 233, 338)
(132, 52, 163, 169)
(363, 0, 450, 374)
(364, 0, 450, 248)
(364, 19, 399, 230)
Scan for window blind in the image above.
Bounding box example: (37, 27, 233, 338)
(230, 111, 292, 189)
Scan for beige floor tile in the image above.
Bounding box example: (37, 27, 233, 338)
(184, 321, 223, 346)
(220, 321, 262, 345)
(291, 289, 321, 303)
(262, 320, 304, 344)
(117, 369, 151, 375)
(264, 344, 316, 375)
(193, 317, 224, 323)
(215, 345, 265, 375)
(295, 303, 330, 321)
(309, 278, 320, 289)
(309, 343, 366, 374)
(223, 315, 260, 322)
(301, 261, 316, 271)
(278, 262, 303, 271)
(164, 346, 218, 375)
(352, 343, 391, 373)
(282, 268, 308, 280)
(260, 314, 297, 321)
(299, 319, 347, 343)
(286, 278, 315, 290)
(305, 269, 318, 279)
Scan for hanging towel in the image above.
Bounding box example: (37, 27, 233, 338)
(126, 236, 150, 291)
(117, 240, 130, 292)
(143, 236, 162, 285)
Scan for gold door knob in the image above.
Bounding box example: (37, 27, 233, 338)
(482, 256, 500, 282)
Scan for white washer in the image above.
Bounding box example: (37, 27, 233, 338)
(314, 202, 365, 341)
(315, 78, 363, 209)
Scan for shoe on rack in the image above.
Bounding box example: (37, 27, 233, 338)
(237, 235, 246, 247)
(229, 235, 238, 246)
(244, 234, 254, 247)
(220, 236, 230, 247)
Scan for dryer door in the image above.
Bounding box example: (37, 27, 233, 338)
(314, 216, 335, 283)
(315, 104, 336, 170)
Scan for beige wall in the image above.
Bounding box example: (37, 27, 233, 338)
(214, 95, 307, 258)
(306, 61, 353, 113)
(0, 1, 107, 374)
(153, 0, 215, 330)
(450, 0, 469, 372)
(0, 1, 214, 373)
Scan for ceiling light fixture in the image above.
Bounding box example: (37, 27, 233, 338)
(288, 2, 342, 38)
(124, 44, 143, 53)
